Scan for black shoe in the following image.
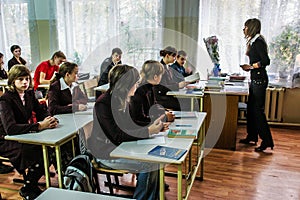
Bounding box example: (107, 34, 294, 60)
(239, 138, 257, 145)
(19, 185, 42, 200)
(254, 145, 274, 152)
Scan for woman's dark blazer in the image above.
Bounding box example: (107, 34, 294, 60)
(47, 80, 88, 115)
(0, 89, 49, 171)
(87, 90, 149, 159)
(130, 83, 165, 126)
(8, 57, 26, 71)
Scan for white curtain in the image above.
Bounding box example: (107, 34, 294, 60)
(56, 0, 163, 74)
(198, 0, 300, 86)
(0, 0, 31, 69)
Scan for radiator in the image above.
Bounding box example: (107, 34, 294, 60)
(238, 87, 285, 122)
(265, 87, 285, 122)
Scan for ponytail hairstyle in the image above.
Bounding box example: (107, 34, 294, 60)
(159, 46, 177, 57)
(51, 62, 78, 84)
(140, 60, 164, 83)
(50, 50, 66, 61)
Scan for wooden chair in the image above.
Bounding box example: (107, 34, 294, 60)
(82, 78, 98, 102)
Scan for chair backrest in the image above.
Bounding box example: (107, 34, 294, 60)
(83, 78, 98, 99)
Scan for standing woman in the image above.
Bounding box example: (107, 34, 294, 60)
(47, 62, 88, 115)
(0, 65, 58, 199)
(239, 18, 274, 152)
(8, 45, 27, 71)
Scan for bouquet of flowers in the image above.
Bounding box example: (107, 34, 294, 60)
(204, 36, 220, 76)
(203, 35, 220, 64)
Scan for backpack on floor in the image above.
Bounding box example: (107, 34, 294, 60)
(63, 154, 95, 193)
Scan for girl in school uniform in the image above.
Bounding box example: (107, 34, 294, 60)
(0, 65, 58, 200)
(0, 52, 8, 80)
(87, 64, 165, 200)
(130, 60, 175, 126)
(7, 45, 27, 71)
(47, 62, 88, 115)
(156, 46, 189, 110)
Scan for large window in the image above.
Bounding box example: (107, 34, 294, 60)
(56, 0, 163, 74)
(0, 0, 31, 68)
(199, 0, 300, 86)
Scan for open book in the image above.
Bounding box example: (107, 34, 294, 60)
(148, 145, 187, 160)
(184, 72, 200, 82)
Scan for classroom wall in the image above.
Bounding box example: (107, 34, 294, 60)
(28, 0, 58, 69)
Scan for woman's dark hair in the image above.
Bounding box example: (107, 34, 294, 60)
(159, 46, 177, 57)
(244, 18, 261, 39)
(7, 64, 32, 91)
(50, 50, 66, 60)
(51, 62, 78, 84)
(0, 52, 3, 65)
(177, 50, 187, 58)
(140, 60, 164, 82)
(112, 48, 122, 55)
(10, 45, 21, 53)
(109, 64, 140, 110)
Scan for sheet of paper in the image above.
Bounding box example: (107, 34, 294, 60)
(137, 136, 166, 145)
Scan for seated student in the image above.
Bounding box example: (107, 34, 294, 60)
(157, 46, 189, 110)
(96, 48, 122, 99)
(0, 52, 8, 80)
(0, 65, 58, 200)
(87, 64, 165, 200)
(170, 50, 193, 83)
(130, 60, 175, 126)
(47, 62, 88, 115)
(33, 51, 66, 98)
(7, 45, 27, 71)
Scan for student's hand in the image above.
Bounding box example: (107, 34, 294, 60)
(78, 104, 87, 111)
(165, 111, 175, 122)
(161, 122, 170, 131)
(185, 66, 193, 74)
(148, 115, 164, 135)
(38, 116, 58, 130)
(240, 64, 251, 72)
(179, 81, 189, 89)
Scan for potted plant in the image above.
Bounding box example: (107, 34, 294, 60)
(269, 23, 300, 79)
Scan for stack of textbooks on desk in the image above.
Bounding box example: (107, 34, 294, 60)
(148, 145, 187, 160)
(167, 128, 198, 139)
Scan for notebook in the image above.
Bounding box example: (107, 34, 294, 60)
(148, 145, 187, 160)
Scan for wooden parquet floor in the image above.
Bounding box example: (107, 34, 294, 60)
(1, 124, 300, 200)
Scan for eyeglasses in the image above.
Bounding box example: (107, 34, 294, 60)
(179, 57, 186, 61)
